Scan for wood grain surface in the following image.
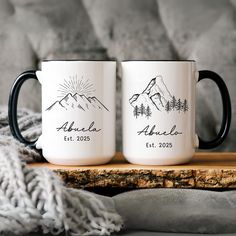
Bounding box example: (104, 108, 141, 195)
(29, 152, 236, 189)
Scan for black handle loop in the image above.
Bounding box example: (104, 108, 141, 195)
(198, 70, 231, 149)
(8, 70, 39, 149)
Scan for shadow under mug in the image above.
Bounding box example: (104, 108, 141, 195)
(8, 60, 116, 165)
(122, 60, 231, 165)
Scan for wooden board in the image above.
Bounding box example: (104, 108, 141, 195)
(29, 152, 236, 189)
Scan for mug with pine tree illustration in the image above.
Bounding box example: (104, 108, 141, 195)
(122, 60, 231, 165)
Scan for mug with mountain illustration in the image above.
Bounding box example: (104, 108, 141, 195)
(8, 60, 116, 165)
(122, 60, 231, 165)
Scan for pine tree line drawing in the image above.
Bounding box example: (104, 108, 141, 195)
(133, 104, 152, 119)
(165, 96, 188, 113)
(132, 96, 188, 118)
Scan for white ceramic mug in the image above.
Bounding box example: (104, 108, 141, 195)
(9, 60, 116, 165)
(122, 60, 231, 165)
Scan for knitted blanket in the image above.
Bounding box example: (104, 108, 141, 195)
(0, 107, 122, 235)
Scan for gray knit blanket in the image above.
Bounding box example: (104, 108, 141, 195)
(0, 107, 122, 235)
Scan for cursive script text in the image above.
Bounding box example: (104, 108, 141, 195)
(137, 125, 182, 136)
(56, 121, 101, 133)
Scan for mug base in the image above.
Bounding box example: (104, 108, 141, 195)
(124, 154, 193, 166)
(44, 155, 115, 166)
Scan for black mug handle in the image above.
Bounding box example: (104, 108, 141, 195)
(8, 70, 39, 149)
(197, 70, 231, 149)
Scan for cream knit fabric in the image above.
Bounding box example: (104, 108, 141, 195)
(0, 107, 122, 235)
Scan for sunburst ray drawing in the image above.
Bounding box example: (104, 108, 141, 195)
(57, 75, 95, 98)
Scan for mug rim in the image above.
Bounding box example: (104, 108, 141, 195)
(122, 60, 195, 62)
(42, 59, 116, 62)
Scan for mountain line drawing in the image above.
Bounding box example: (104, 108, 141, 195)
(129, 75, 188, 118)
(46, 92, 109, 112)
